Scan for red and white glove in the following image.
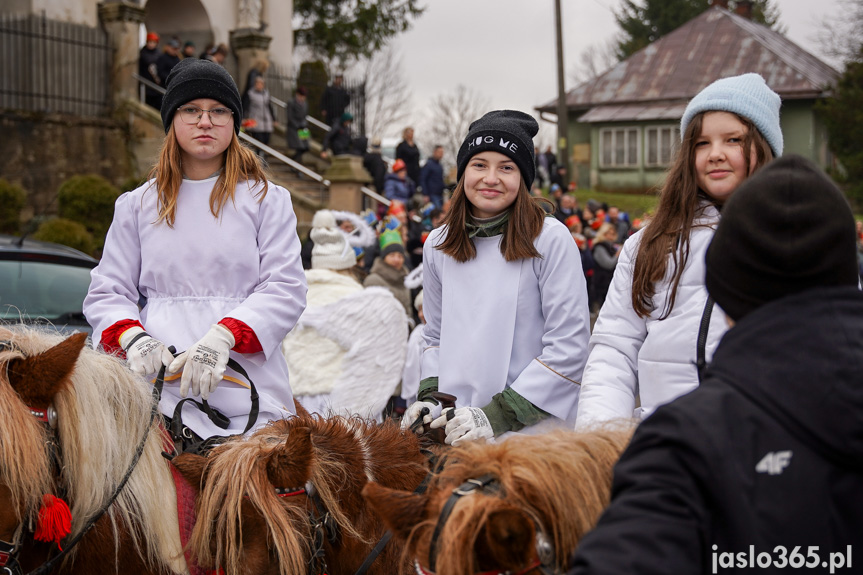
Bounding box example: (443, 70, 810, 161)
(119, 326, 174, 376)
(169, 324, 235, 400)
(430, 406, 494, 446)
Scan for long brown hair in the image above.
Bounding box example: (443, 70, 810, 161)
(437, 176, 553, 263)
(631, 112, 773, 318)
(147, 125, 269, 227)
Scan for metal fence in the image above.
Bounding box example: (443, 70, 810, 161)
(265, 63, 366, 139)
(0, 13, 111, 117)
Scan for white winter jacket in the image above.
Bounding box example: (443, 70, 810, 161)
(576, 203, 729, 428)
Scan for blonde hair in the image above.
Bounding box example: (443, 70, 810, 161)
(147, 124, 269, 227)
(596, 222, 617, 242)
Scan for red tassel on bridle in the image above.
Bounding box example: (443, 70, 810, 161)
(34, 494, 72, 549)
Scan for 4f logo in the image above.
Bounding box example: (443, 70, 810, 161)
(755, 451, 792, 475)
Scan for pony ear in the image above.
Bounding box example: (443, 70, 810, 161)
(293, 398, 311, 418)
(266, 426, 313, 488)
(6, 331, 87, 408)
(172, 453, 209, 491)
(362, 481, 428, 540)
(475, 507, 537, 573)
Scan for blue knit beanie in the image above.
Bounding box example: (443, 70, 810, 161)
(680, 73, 783, 157)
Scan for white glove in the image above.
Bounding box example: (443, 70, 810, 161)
(169, 324, 235, 400)
(401, 400, 442, 429)
(430, 406, 494, 446)
(119, 326, 174, 376)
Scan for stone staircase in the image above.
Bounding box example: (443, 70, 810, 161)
(266, 159, 329, 237)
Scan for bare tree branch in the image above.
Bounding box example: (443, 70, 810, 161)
(568, 37, 620, 87)
(421, 85, 492, 172)
(361, 46, 413, 139)
(816, 0, 863, 69)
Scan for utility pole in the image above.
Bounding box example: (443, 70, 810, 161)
(554, 0, 569, 187)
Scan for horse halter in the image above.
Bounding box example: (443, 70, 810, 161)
(0, 524, 25, 575)
(421, 473, 558, 575)
(0, 340, 60, 575)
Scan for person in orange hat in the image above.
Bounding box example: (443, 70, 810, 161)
(139, 31, 162, 108)
(383, 158, 416, 205)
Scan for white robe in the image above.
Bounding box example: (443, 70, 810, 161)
(421, 218, 591, 428)
(84, 177, 308, 438)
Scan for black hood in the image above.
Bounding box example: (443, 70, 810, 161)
(705, 285, 863, 470)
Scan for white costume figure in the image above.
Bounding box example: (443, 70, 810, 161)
(283, 210, 409, 420)
(85, 178, 307, 437)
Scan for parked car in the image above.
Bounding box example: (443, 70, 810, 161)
(0, 234, 97, 334)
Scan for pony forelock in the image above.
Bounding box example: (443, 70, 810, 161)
(0, 326, 183, 571)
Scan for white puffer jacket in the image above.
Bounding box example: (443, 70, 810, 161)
(576, 204, 729, 428)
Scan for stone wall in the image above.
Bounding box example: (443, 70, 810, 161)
(0, 110, 134, 220)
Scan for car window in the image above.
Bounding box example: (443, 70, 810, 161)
(0, 260, 92, 322)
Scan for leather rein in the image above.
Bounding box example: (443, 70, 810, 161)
(419, 473, 559, 575)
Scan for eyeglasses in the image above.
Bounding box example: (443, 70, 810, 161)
(176, 105, 233, 126)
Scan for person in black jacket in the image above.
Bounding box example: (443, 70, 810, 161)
(320, 73, 350, 128)
(396, 126, 421, 185)
(568, 155, 863, 575)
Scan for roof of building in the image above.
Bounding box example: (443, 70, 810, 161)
(537, 7, 840, 122)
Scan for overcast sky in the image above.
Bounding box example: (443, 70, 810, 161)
(386, 0, 843, 146)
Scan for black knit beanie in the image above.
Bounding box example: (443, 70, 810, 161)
(705, 154, 859, 321)
(160, 58, 243, 134)
(456, 110, 539, 189)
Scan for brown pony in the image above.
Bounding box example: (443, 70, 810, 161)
(172, 413, 433, 575)
(363, 428, 633, 575)
(0, 326, 186, 574)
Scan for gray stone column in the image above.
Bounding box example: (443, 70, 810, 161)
(324, 156, 373, 213)
(98, 2, 146, 111)
(230, 29, 272, 91)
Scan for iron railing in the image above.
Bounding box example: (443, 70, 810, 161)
(0, 12, 111, 117)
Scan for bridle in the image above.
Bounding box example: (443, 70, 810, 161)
(0, 340, 164, 575)
(419, 473, 559, 575)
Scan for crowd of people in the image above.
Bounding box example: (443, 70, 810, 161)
(110, 50, 862, 571)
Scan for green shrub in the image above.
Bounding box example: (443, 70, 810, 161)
(0, 178, 28, 234)
(298, 60, 329, 137)
(33, 218, 95, 255)
(57, 174, 121, 251)
(119, 175, 147, 193)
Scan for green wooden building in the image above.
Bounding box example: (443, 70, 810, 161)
(537, 5, 839, 192)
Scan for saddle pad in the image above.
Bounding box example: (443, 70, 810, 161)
(170, 463, 208, 575)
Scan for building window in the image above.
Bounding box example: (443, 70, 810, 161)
(600, 127, 639, 167)
(645, 125, 680, 167)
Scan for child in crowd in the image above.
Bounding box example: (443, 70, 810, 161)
(576, 73, 781, 428)
(364, 229, 412, 316)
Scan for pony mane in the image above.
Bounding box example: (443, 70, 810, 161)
(0, 326, 183, 571)
(411, 428, 632, 574)
(192, 413, 428, 575)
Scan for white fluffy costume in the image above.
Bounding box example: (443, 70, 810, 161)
(282, 210, 409, 419)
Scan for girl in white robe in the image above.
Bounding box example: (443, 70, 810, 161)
(403, 110, 591, 446)
(84, 58, 307, 441)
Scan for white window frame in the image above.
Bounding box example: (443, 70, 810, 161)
(599, 126, 640, 168)
(645, 125, 680, 167)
